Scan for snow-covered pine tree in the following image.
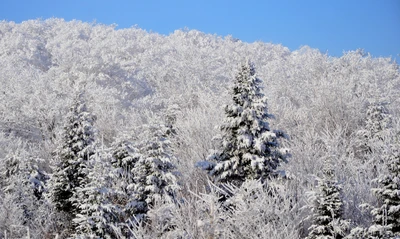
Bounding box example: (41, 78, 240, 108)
(355, 102, 392, 160)
(306, 161, 349, 239)
(364, 103, 392, 142)
(48, 93, 96, 216)
(1, 154, 48, 201)
(110, 135, 144, 235)
(368, 146, 400, 238)
(0, 153, 49, 231)
(198, 60, 288, 185)
(72, 152, 124, 238)
(111, 136, 141, 195)
(133, 124, 179, 218)
(72, 135, 146, 238)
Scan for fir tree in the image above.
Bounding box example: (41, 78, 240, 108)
(0, 154, 49, 227)
(73, 137, 144, 239)
(110, 136, 144, 236)
(1, 154, 48, 201)
(73, 153, 123, 238)
(364, 103, 392, 142)
(368, 146, 400, 238)
(307, 161, 349, 239)
(199, 60, 288, 185)
(355, 102, 392, 160)
(111, 136, 141, 196)
(132, 124, 179, 217)
(48, 93, 96, 215)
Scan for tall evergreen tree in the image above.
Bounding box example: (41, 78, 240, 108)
(48, 93, 96, 215)
(199, 60, 288, 185)
(306, 161, 349, 239)
(73, 136, 144, 238)
(111, 136, 141, 196)
(132, 124, 179, 217)
(368, 146, 400, 238)
(355, 102, 392, 160)
(72, 152, 123, 238)
(363, 103, 392, 142)
(110, 136, 144, 235)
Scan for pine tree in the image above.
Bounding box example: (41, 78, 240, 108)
(73, 137, 144, 239)
(73, 152, 123, 238)
(364, 103, 392, 142)
(110, 136, 144, 235)
(306, 161, 349, 239)
(0, 153, 49, 229)
(1, 154, 48, 201)
(133, 124, 179, 217)
(48, 93, 96, 215)
(111, 136, 141, 197)
(72, 135, 150, 238)
(355, 102, 392, 160)
(199, 60, 288, 185)
(368, 146, 400, 238)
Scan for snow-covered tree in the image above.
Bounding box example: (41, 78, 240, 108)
(72, 136, 145, 239)
(47, 93, 96, 216)
(72, 152, 124, 238)
(199, 60, 289, 185)
(0, 193, 26, 239)
(306, 161, 349, 239)
(355, 103, 392, 160)
(368, 146, 400, 238)
(111, 136, 141, 195)
(0, 154, 48, 201)
(0, 154, 50, 233)
(110, 135, 143, 235)
(133, 124, 179, 217)
(70, 134, 150, 238)
(363, 103, 392, 142)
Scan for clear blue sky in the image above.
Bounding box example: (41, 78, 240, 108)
(1, 0, 399, 62)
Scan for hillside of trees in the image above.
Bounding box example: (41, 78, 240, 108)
(0, 19, 399, 238)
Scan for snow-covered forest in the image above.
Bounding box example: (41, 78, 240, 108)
(0, 19, 399, 239)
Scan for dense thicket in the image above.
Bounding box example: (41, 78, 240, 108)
(0, 19, 399, 238)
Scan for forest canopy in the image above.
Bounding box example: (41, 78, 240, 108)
(0, 19, 399, 238)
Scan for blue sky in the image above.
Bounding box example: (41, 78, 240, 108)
(1, 0, 399, 62)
